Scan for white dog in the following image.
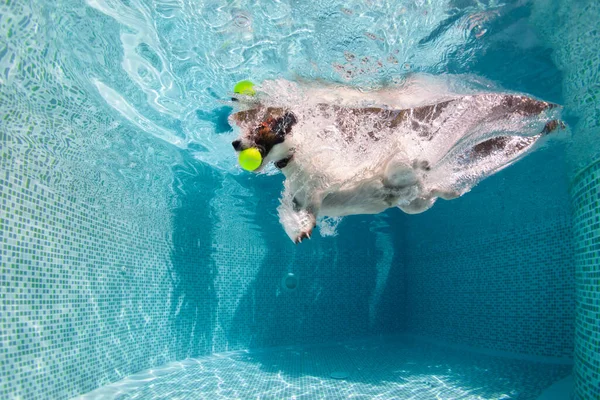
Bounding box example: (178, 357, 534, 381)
(229, 76, 562, 243)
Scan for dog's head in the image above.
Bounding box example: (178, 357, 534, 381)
(229, 107, 297, 171)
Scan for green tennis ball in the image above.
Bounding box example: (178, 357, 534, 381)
(238, 147, 262, 171)
(233, 80, 255, 96)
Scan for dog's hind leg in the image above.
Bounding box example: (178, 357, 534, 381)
(430, 188, 461, 200)
(397, 187, 461, 215)
(398, 196, 437, 214)
(382, 157, 418, 189)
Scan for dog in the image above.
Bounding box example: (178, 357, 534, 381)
(229, 77, 563, 243)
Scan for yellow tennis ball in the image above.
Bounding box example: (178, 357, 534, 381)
(238, 147, 262, 171)
(233, 80, 255, 96)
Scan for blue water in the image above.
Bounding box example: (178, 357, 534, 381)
(1, 0, 596, 399)
(1, 0, 565, 213)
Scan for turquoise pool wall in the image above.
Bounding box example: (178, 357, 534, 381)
(400, 146, 576, 359)
(182, 173, 406, 352)
(0, 1, 209, 395)
(533, 1, 600, 397)
(0, 170, 186, 399)
(0, 59, 406, 398)
(571, 162, 600, 399)
(0, 168, 405, 399)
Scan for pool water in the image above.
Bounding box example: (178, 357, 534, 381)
(78, 336, 572, 400)
(1, 0, 599, 399)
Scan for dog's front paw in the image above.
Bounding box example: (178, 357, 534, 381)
(278, 200, 317, 244)
(294, 228, 313, 244)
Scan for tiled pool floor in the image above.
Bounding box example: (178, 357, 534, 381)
(77, 336, 572, 399)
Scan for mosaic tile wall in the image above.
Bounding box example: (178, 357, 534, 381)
(533, 1, 600, 397)
(532, 0, 600, 175)
(0, 164, 405, 399)
(400, 146, 576, 359)
(192, 173, 406, 352)
(0, 170, 180, 399)
(570, 161, 600, 400)
(0, 1, 220, 396)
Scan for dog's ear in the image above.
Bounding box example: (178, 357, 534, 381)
(230, 109, 261, 126)
(283, 112, 297, 134)
(273, 112, 297, 138)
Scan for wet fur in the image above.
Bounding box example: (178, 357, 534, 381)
(230, 92, 562, 243)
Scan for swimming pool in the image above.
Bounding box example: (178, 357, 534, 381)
(0, 0, 598, 399)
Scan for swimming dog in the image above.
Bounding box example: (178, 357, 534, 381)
(229, 78, 563, 243)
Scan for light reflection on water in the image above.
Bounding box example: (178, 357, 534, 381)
(77, 336, 571, 399)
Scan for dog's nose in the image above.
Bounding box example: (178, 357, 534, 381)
(231, 140, 242, 151)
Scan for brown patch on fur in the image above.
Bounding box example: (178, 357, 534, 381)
(472, 137, 510, 157)
(390, 110, 409, 128)
(231, 107, 286, 125)
(330, 102, 452, 142)
(506, 96, 550, 115)
(495, 95, 554, 117)
(542, 120, 565, 134)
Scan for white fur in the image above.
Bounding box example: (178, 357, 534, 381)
(230, 76, 561, 243)
(274, 140, 456, 242)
